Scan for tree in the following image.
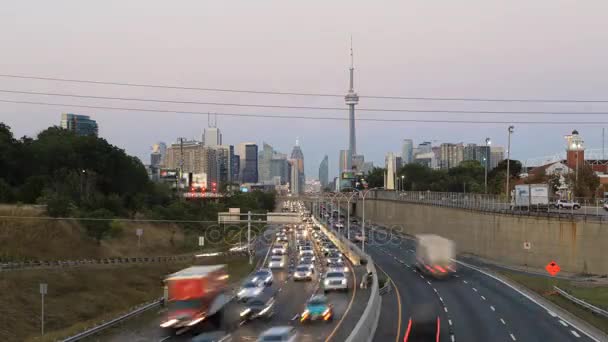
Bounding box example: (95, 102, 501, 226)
(365, 167, 385, 188)
(567, 164, 600, 198)
(487, 159, 523, 195)
(80, 208, 115, 244)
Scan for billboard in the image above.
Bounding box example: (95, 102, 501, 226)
(341, 171, 356, 179)
(160, 169, 178, 179)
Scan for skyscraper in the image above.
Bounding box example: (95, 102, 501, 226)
(241, 143, 259, 183)
(319, 155, 329, 188)
(213, 145, 233, 187)
(289, 159, 300, 194)
(385, 152, 397, 190)
(339, 149, 351, 173)
(203, 127, 222, 146)
(150, 142, 167, 167)
(401, 139, 413, 164)
(439, 143, 464, 169)
(345, 40, 359, 164)
(60, 113, 98, 136)
(490, 146, 505, 170)
(259, 143, 289, 184)
(290, 141, 305, 194)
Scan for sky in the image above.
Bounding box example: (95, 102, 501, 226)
(2, 1, 608, 179)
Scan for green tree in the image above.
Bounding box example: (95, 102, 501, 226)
(80, 208, 115, 244)
(567, 164, 600, 198)
(365, 167, 385, 188)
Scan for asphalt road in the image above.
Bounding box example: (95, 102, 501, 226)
(366, 229, 599, 342)
(89, 220, 369, 342)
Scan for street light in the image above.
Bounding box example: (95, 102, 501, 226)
(485, 137, 491, 194)
(506, 126, 514, 202)
(401, 175, 405, 191)
(361, 187, 384, 253)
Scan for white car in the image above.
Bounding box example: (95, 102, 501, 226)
(323, 271, 348, 292)
(272, 245, 287, 255)
(326, 254, 343, 266)
(252, 268, 273, 286)
(268, 255, 286, 269)
(293, 265, 315, 281)
(237, 279, 265, 302)
(299, 250, 315, 261)
(257, 326, 298, 342)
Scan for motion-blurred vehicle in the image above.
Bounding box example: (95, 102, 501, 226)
(251, 268, 273, 286)
(236, 279, 265, 302)
(239, 291, 275, 323)
(293, 265, 315, 281)
(268, 255, 286, 269)
(323, 270, 348, 292)
(403, 303, 442, 342)
(160, 265, 229, 332)
(300, 295, 333, 323)
(257, 326, 298, 342)
(415, 234, 456, 279)
(190, 331, 232, 342)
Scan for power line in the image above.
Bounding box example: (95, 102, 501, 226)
(3, 98, 608, 125)
(2, 89, 608, 115)
(0, 215, 219, 223)
(1, 73, 607, 104)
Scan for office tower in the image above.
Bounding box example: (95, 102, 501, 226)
(213, 145, 232, 188)
(60, 113, 98, 136)
(361, 162, 374, 174)
(202, 146, 219, 189)
(339, 149, 352, 173)
(258, 143, 274, 183)
(259, 143, 289, 184)
(289, 160, 299, 194)
(290, 141, 305, 194)
(165, 139, 203, 173)
(345, 40, 359, 164)
(490, 146, 505, 170)
(319, 155, 329, 187)
(232, 154, 240, 183)
(414, 152, 437, 169)
(238, 143, 258, 183)
(418, 141, 432, 154)
(385, 152, 397, 190)
(150, 142, 167, 167)
(401, 139, 414, 164)
(203, 127, 222, 147)
(395, 156, 403, 170)
(352, 154, 365, 172)
(439, 143, 464, 169)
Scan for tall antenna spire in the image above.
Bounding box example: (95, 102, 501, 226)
(349, 35, 354, 91)
(296, 137, 300, 146)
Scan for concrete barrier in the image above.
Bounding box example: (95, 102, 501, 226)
(313, 217, 361, 265)
(356, 199, 608, 275)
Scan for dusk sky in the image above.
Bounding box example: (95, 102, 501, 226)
(2, 1, 608, 179)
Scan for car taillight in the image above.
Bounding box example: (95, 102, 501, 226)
(425, 265, 436, 273)
(435, 265, 446, 273)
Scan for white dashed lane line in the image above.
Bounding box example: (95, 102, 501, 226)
(571, 330, 581, 338)
(448, 319, 452, 326)
(490, 306, 496, 312)
(510, 333, 517, 341)
(444, 307, 449, 313)
(451, 336, 455, 342)
(548, 311, 557, 317)
(463, 280, 468, 284)
(472, 287, 478, 292)
(480, 296, 486, 300)
(500, 318, 506, 325)
(559, 320, 568, 327)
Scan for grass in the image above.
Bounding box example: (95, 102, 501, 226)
(0, 257, 253, 342)
(498, 270, 608, 333)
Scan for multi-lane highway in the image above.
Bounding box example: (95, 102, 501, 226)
(91, 203, 369, 342)
(366, 226, 601, 342)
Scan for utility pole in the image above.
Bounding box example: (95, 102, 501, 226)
(179, 137, 184, 194)
(40, 283, 47, 336)
(485, 138, 491, 194)
(506, 126, 514, 202)
(247, 211, 252, 265)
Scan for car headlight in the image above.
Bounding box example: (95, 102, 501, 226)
(240, 308, 251, 317)
(238, 290, 245, 296)
(280, 262, 284, 267)
(324, 279, 330, 285)
(265, 276, 272, 282)
(322, 308, 330, 316)
(341, 279, 347, 285)
(306, 272, 312, 276)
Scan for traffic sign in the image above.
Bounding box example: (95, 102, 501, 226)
(198, 236, 205, 247)
(39, 283, 47, 295)
(523, 242, 531, 250)
(136, 228, 143, 237)
(545, 261, 561, 276)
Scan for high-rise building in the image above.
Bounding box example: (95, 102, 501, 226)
(60, 113, 98, 136)
(439, 143, 464, 169)
(232, 154, 240, 182)
(339, 149, 351, 173)
(395, 156, 403, 170)
(490, 146, 505, 170)
(213, 145, 233, 188)
(384, 152, 397, 190)
(258, 143, 274, 183)
(345, 41, 359, 166)
(203, 127, 222, 147)
(352, 154, 365, 172)
(289, 159, 300, 194)
(240, 143, 259, 183)
(259, 143, 289, 184)
(418, 142, 433, 154)
(401, 139, 414, 164)
(414, 152, 437, 169)
(290, 142, 305, 194)
(150, 142, 167, 167)
(165, 139, 203, 174)
(319, 155, 329, 188)
(361, 161, 374, 174)
(202, 146, 219, 189)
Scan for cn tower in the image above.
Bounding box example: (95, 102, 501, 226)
(345, 39, 359, 161)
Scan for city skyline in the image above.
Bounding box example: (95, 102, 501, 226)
(3, 1, 608, 180)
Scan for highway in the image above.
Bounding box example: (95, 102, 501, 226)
(366, 227, 600, 342)
(90, 211, 369, 342)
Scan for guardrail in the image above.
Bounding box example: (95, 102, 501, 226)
(554, 286, 608, 318)
(0, 251, 250, 272)
(368, 190, 608, 223)
(60, 298, 163, 342)
(313, 217, 361, 265)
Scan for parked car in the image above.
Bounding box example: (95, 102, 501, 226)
(555, 199, 581, 210)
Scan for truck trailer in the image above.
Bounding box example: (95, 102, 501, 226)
(415, 234, 456, 279)
(512, 184, 550, 210)
(160, 265, 230, 334)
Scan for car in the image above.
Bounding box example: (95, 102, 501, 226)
(604, 203, 608, 211)
(298, 245, 313, 252)
(276, 236, 288, 243)
(293, 265, 315, 281)
(555, 199, 581, 210)
(257, 326, 298, 342)
(323, 270, 348, 292)
(324, 247, 340, 256)
(326, 254, 343, 266)
(300, 295, 333, 323)
(252, 268, 273, 286)
(240, 291, 276, 323)
(299, 250, 315, 261)
(327, 264, 349, 273)
(237, 279, 265, 302)
(268, 255, 286, 269)
(272, 244, 287, 255)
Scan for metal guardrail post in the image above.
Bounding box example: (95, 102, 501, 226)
(553, 286, 608, 318)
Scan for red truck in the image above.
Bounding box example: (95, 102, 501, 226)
(160, 265, 230, 334)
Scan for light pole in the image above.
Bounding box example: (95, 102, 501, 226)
(361, 187, 383, 253)
(401, 175, 404, 191)
(485, 137, 491, 194)
(506, 126, 514, 202)
(346, 191, 359, 241)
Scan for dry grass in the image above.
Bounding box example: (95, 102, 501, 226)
(0, 258, 253, 342)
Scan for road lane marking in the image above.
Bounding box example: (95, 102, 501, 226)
(571, 330, 581, 338)
(490, 306, 495, 311)
(427, 280, 432, 285)
(510, 333, 517, 340)
(559, 320, 568, 327)
(439, 296, 444, 302)
(375, 263, 402, 342)
(500, 318, 506, 325)
(472, 287, 478, 292)
(548, 311, 557, 317)
(453, 260, 602, 342)
(451, 335, 455, 342)
(448, 319, 452, 326)
(324, 260, 357, 342)
(481, 296, 486, 300)
(463, 280, 468, 284)
(444, 307, 448, 313)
